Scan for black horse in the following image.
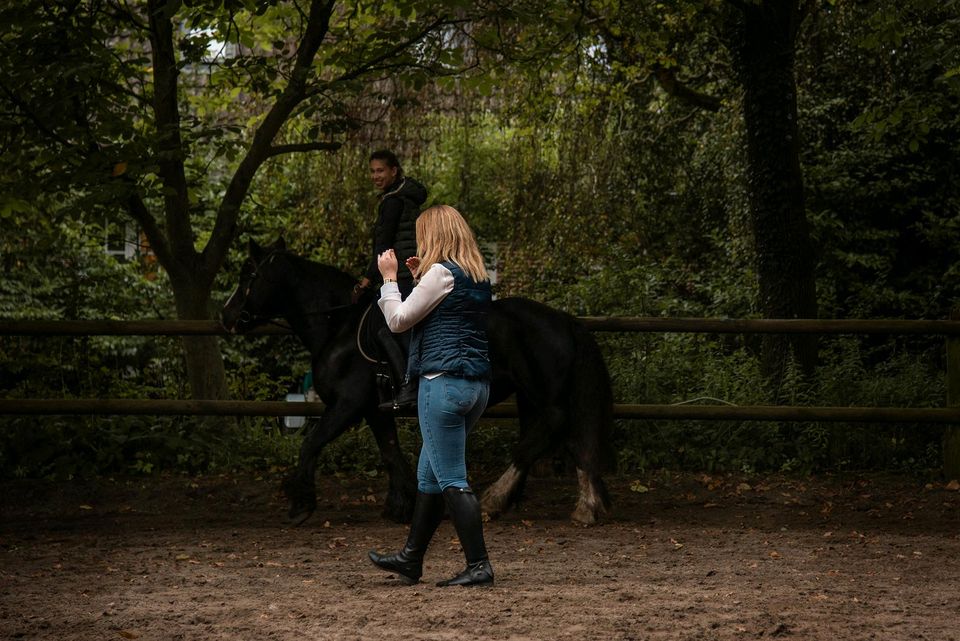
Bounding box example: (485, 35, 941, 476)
(221, 238, 613, 525)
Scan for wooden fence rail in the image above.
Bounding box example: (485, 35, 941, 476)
(2, 315, 960, 474)
(3, 318, 960, 335)
(1, 399, 959, 424)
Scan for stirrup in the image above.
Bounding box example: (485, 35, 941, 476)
(378, 379, 418, 413)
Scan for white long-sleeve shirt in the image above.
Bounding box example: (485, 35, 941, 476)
(377, 263, 455, 333)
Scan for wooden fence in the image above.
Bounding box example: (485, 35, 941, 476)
(2, 316, 959, 474)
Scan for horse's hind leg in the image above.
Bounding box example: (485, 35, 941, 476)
(567, 434, 612, 526)
(571, 467, 609, 526)
(480, 405, 562, 519)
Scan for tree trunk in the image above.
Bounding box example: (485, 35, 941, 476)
(171, 276, 229, 401)
(729, 1, 818, 396)
(945, 307, 960, 479)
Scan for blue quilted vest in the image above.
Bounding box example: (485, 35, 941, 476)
(408, 262, 492, 380)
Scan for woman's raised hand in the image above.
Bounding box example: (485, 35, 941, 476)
(377, 249, 398, 280)
(405, 256, 421, 274)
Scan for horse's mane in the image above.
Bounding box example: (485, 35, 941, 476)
(280, 251, 356, 292)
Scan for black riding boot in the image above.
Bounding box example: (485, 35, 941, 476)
(436, 487, 495, 587)
(368, 492, 445, 585)
(375, 327, 419, 412)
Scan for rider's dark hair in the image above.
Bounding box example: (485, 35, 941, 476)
(369, 149, 403, 176)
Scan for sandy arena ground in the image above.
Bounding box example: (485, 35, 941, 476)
(2, 470, 960, 640)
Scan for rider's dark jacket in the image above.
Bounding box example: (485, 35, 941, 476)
(364, 176, 428, 296)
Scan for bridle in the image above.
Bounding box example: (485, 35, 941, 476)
(231, 250, 292, 328)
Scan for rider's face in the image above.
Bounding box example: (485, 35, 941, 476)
(369, 160, 398, 191)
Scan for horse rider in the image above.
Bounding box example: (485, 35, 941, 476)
(351, 149, 428, 411)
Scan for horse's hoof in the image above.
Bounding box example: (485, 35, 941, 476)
(570, 503, 602, 526)
(570, 512, 597, 526)
(479, 494, 506, 519)
(287, 507, 314, 526)
(281, 477, 316, 526)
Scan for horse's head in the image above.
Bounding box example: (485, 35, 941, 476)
(221, 237, 291, 333)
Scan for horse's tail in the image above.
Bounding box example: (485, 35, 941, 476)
(568, 321, 615, 504)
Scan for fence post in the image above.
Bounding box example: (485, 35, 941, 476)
(946, 307, 960, 479)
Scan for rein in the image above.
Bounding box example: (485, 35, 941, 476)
(235, 311, 294, 330)
(356, 303, 388, 365)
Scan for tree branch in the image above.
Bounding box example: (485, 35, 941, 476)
(146, 0, 192, 267)
(654, 64, 722, 112)
(204, 0, 337, 277)
(332, 16, 453, 84)
(123, 186, 177, 275)
(109, 0, 149, 31)
(0, 81, 74, 149)
(586, 0, 722, 114)
(265, 141, 342, 157)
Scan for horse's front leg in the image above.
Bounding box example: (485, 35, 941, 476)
(282, 402, 362, 525)
(481, 402, 562, 520)
(365, 410, 417, 523)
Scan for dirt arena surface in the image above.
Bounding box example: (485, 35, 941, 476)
(2, 470, 960, 641)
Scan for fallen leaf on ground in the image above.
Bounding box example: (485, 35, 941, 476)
(630, 481, 650, 493)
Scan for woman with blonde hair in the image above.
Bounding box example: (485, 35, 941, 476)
(368, 205, 494, 587)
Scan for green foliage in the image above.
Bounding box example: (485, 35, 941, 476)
(800, 0, 960, 320)
(3, 0, 959, 480)
(593, 332, 946, 476)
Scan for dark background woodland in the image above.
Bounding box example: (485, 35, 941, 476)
(1, 0, 958, 480)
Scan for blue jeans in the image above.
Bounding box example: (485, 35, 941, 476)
(416, 375, 490, 494)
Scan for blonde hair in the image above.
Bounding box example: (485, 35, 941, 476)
(415, 205, 489, 283)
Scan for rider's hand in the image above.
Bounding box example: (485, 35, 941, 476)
(351, 278, 371, 304)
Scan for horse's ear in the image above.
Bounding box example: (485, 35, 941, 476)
(275, 236, 287, 251)
(248, 238, 264, 260)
